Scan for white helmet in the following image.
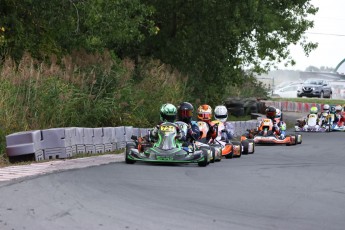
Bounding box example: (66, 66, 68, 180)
(335, 105, 342, 112)
(323, 104, 330, 112)
(214, 105, 228, 122)
(275, 108, 282, 118)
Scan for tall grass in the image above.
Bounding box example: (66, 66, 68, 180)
(0, 52, 188, 155)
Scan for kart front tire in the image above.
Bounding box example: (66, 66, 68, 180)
(125, 143, 136, 164)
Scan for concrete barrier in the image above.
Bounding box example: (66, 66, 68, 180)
(41, 128, 73, 160)
(5, 120, 261, 162)
(6, 130, 44, 161)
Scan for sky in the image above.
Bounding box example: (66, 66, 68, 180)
(277, 0, 345, 71)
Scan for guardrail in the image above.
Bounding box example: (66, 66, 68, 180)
(5, 121, 260, 162)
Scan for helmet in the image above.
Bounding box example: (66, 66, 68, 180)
(160, 103, 177, 122)
(275, 108, 282, 118)
(197, 104, 212, 121)
(214, 105, 228, 122)
(177, 102, 194, 123)
(330, 106, 336, 114)
(265, 106, 276, 119)
(310, 106, 318, 114)
(335, 105, 342, 112)
(323, 104, 330, 112)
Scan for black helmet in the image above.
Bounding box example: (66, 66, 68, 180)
(265, 106, 276, 119)
(178, 102, 194, 123)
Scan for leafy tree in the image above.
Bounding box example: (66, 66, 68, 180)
(139, 0, 318, 100)
(0, 0, 155, 60)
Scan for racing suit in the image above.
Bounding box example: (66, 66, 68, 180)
(319, 111, 330, 128)
(176, 119, 201, 152)
(213, 120, 235, 143)
(201, 120, 218, 143)
(272, 117, 286, 139)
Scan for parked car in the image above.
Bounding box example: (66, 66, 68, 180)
(297, 79, 332, 98)
(272, 85, 299, 98)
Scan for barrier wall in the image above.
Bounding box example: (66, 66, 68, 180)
(263, 100, 323, 113)
(9, 100, 321, 162)
(5, 121, 260, 162)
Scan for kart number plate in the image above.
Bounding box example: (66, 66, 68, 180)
(160, 125, 175, 132)
(157, 156, 173, 161)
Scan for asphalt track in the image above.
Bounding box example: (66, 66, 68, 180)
(1, 129, 345, 230)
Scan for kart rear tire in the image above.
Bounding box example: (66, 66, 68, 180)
(125, 143, 136, 164)
(296, 134, 302, 144)
(210, 146, 216, 163)
(248, 139, 255, 154)
(241, 139, 249, 155)
(232, 141, 242, 158)
(198, 149, 209, 167)
(292, 134, 298, 145)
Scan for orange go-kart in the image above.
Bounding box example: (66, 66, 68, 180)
(197, 121, 254, 158)
(247, 118, 302, 145)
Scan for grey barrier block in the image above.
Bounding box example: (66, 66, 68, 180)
(132, 128, 140, 137)
(75, 127, 86, 154)
(124, 126, 133, 142)
(113, 126, 129, 150)
(65, 127, 77, 155)
(103, 127, 115, 152)
(140, 128, 151, 137)
(93, 128, 105, 153)
(41, 128, 73, 160)
(113, 127, 124, 150)
(6, 130, 44, 161)
(84, 128, 95, 154)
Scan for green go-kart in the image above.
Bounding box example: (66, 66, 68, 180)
(125, 122, 210, 167)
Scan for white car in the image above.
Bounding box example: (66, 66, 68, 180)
(272, 85, 300, 98)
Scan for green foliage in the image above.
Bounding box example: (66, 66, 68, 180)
(0, 54, 189, 154)
(0, 0, 155, 59)
(0, 0, 320, 155)
(140, 0, 318, 101)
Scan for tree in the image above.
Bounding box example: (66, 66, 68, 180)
(139, 0, 318, 100)
(0, 0, 155, 60)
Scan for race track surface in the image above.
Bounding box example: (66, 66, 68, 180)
(0, 131, 345, 230)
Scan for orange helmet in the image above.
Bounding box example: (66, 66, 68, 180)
(197, 104, 212, 121)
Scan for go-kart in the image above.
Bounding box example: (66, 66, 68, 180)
(322, 113, 345, 132)
(196, 121, 223, 161)
(295, 113, 326, 132)
(174, 121, 216, 163)
(197, 121, 254, 158)
(125, 122, 210, 167)
(212, 120, 255, 156)
(247, 118, 302, 146)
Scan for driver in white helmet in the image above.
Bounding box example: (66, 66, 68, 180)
(319, 104, 330, 128)
(212, 105, 234, 142)
(274, 108, 286, 139)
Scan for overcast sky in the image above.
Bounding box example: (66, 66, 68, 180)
(278, 0, 345, 71)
